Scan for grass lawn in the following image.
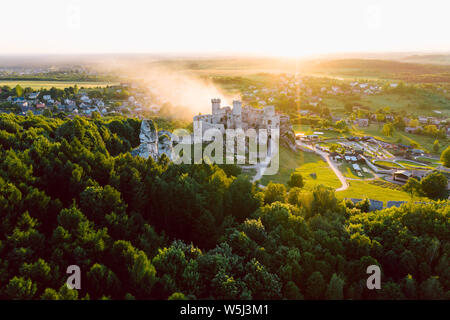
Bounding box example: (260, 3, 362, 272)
(293, 124, 345, 140)
(373, 160, 403, 168)
(339, 163, 374, 179)
(0, 80, 116, 89)
(322, 97, 346, 115)
(293, 124, 313, 134)
(396, 160, 434, 170)
(259, 146, 341, 189)
(416, 156, 441, 163)
(336, 179, 416, 203)
(415, 157, 442, 167)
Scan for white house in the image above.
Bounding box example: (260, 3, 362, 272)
(80, 95, 91, 103)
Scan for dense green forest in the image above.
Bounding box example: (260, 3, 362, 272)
(0, 114, 448, 300)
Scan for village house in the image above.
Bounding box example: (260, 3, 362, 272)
(80, 95, 91, 103)
(418, 116, 428, 124)
(64, 98, 75, 106)
(392, 170, 428, 183)
(355, 118, 369, 127)
(28, 92, 40, 100)
(13, 97, 25, 104)
(405, 126, 421, 134)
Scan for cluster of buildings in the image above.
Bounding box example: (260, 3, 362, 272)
(0, 82, 162, 118)
(5, 92, 107, 116)
(404, 116, 450, 136)
(346, 106, 450, 134)
(349, 81, 383, 95)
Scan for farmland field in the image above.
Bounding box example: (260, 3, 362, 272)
(360, 93, 450, 117)
(301, 59, 450, 83)
(0, 80, 116, 89)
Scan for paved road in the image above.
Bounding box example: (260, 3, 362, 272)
(296, 141, 349, 192)
(251, 143, 278, 184)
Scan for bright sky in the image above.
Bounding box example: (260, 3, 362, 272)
(1, 0, 449, 56)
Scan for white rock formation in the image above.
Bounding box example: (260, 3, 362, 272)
(137, 119, 159, 160)
(158, 133, 173, 159)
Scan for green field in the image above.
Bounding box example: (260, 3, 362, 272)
(339, 163, 374, 179)
(261, 146, 420, 203)
(336, 179, 417, 203)
(0, 80, 116, 89)
(360, 93, 450, 117)
(373, 160, 403, 168)
(302, 58, 450, 83)
(396, 160, 434, 170)
(415, 157, 442, 167)
(324, 92, 450, 117)
(260, 146, 341, 189)
(293, 124, 345, 140)
(293, 124, 313, 134)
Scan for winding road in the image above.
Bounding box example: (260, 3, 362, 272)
(296, 141, 349, 192)
(251, 142, 278, 183)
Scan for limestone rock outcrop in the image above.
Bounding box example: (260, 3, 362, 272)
(158, 131, 173, 159)
(133, 119, 173, 160)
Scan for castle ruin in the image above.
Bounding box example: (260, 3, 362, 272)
(193, 99, 295, 149)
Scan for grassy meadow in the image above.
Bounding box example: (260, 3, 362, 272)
(259, 146, 341, 189)
(339, 163, 374, 179)
(336, 179, 416, 203)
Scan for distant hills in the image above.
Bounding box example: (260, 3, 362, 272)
(301, 58, 450, 83)
(401, 54, 450, 65)
(1, 52, 450, 83)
